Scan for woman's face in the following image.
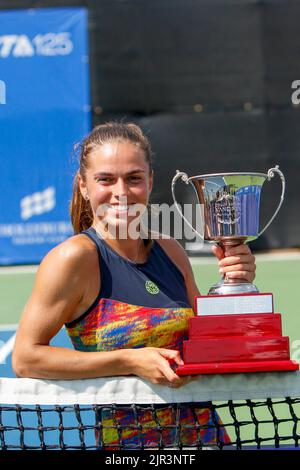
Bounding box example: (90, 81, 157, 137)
(79, 140, 153, 237)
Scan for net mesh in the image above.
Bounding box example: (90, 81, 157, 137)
(1, 375, 300, 450)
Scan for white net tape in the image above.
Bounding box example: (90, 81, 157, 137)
(1, 371, 300, 405)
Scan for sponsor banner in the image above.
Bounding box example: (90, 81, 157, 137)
(0, 7, 91, 264)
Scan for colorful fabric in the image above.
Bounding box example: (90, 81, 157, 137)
(97, 404, 230, 449)
(66, 298, 194, 355)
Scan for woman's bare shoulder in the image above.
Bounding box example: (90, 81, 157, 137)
(14, 234, 100, 348)
(38, 233, 98, 279)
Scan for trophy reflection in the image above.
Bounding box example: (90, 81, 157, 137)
(171, 166, 298, 375)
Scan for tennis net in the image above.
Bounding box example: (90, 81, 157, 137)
(1, 372, 300, 450)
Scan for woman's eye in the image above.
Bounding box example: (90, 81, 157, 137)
(129, 176, 142, 182)
(96, 177, 112, 183)
(95, 176, 142, 184)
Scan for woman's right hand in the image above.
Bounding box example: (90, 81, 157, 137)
(126, 347, 192, 388)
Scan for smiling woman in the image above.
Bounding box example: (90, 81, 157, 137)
(12, 121, 256, 448)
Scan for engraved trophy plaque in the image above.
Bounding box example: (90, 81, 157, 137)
(171, 166, 298, 374)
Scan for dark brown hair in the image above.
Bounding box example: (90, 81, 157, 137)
(70, 121, 153, 234)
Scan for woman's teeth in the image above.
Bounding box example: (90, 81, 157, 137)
(110, 205, 131, 211)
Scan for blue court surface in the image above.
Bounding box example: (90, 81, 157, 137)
(0, 326, 72, 378)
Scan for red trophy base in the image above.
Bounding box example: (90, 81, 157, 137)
(177, 294, 299, 376)
(177, 360, 299, 376)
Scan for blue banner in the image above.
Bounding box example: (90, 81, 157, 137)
(0, 7, 91, 264)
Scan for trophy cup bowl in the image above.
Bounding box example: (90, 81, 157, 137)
(172, 166, 286, 295)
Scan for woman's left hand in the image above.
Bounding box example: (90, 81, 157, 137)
(212, 244, 256, 284)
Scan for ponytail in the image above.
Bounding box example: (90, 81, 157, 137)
(70, 172, 93, 234)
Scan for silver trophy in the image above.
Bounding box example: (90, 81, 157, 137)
(172, 165, 285, 295)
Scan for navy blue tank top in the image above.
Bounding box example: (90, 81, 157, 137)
(65, 227, 194, 353)
(84, 227, 191, 309)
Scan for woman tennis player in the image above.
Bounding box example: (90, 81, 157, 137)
(12, 122, 256, 448)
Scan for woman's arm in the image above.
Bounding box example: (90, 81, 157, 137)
(12, 236, 135, 380)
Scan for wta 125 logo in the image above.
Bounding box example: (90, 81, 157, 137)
(0, 33, 73, 57)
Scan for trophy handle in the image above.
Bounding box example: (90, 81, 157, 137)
(258, 165, 286, 237)
(171, 170, 204, 241)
